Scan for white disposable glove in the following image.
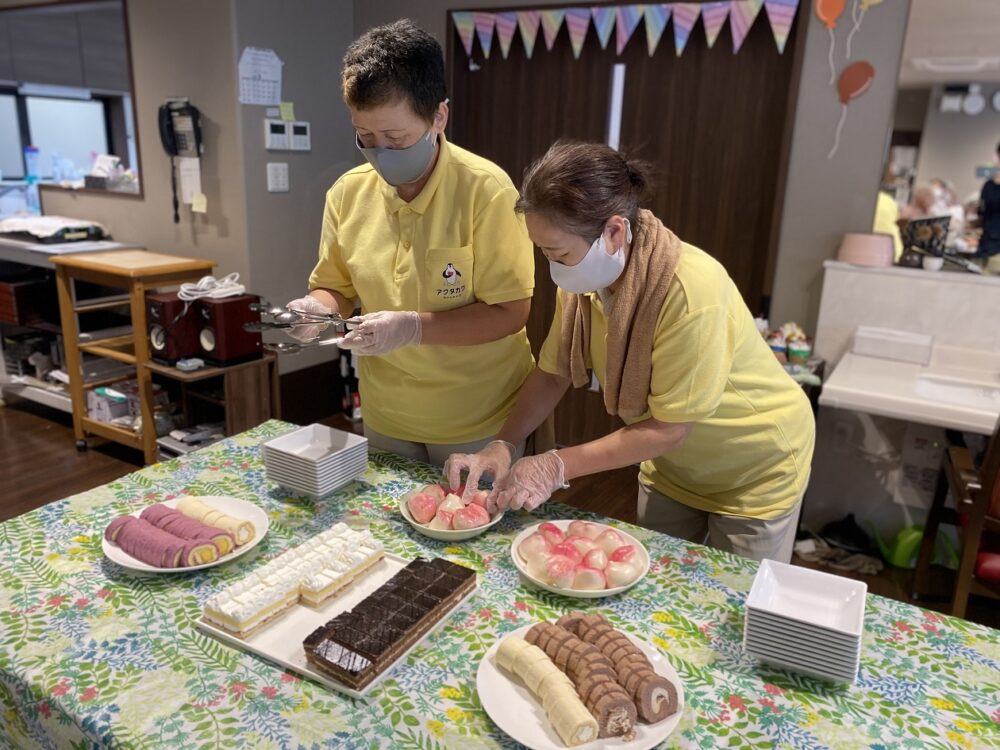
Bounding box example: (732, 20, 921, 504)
(492, 451, 569, 513)
(285, 295, 333, 343)
(444, 440, 516, 507)
(338, 310, 421, 356)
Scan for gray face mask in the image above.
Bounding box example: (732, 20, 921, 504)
(357, 130, 437, 187)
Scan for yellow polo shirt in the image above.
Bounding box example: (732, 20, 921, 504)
(538, 243, 815, 519)
(309, 136, 535, 444)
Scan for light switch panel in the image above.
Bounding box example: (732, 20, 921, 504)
(266, 162, 289, 192)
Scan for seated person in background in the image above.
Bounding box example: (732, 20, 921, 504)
(873, 190, 903, 261)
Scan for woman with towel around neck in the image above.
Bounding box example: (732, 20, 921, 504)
(445, 142, 815, 563)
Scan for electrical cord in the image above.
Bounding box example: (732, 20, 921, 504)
(177, 273, 246, 301)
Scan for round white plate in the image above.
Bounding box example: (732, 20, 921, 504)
(398, 491, 504, 541)
(478, 623, 684, 750)
(511, 520, 650, 598)
(102, 495, 269, 573)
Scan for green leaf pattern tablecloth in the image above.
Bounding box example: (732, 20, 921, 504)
(1, 421, 998, 749)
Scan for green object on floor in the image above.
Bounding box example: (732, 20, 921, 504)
(870, 524, 925, 569)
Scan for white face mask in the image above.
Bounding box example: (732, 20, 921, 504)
(549, 219, 632, 294)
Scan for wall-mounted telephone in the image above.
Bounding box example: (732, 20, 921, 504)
(159, 99, 203, 223)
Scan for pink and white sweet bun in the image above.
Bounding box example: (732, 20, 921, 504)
(438, 494, 465, 513)
(583, 548, 608, 570)
(466, 490, 490, 509)
(538, 522, 565, 546)
(549, 542, 583, 566)
(427, 509, 454, 531)
(407, 493, 439, 524)
(421, 484, 447, 501)
(526, 552, 551, 582)
(605, 560, 640, 587)
(609, 544, 638, 563)
(545, 554, 576, 588)
(518, 532, 552, 563)
(595, 529, 627, 556)
(564, 534, 597, 556)
(568, 520, 602, 540)
(452, 504, 490, 530)
(572, 566, 607, 591)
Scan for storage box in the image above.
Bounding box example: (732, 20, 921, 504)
(851, 326, 933, 366)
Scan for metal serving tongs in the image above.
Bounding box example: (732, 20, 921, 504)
(244, 301, 362, 332)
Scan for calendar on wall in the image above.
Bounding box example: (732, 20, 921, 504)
(238, 47, 283, 106)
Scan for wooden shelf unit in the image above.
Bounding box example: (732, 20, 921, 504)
(52, 250, 216, 464)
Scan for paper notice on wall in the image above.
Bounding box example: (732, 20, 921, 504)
(238, 47, 283, 105)
(177, 156, 202, 205)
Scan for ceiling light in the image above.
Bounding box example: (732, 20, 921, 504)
(910, 56, 1000, 74)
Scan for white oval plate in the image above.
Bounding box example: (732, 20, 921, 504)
(478, 622, 684, 750)
(398, 491, 504, 542)
(510, 520, 650, 598)
(102, 495, 269, 573)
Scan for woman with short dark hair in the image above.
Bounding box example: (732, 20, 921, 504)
(977, 141, 1000, 272)
(287, 20, 534, 464)
(447, 142, 815, 563)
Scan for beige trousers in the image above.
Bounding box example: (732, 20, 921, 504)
(363, 425, 524, 468)
(637, 482, 803, 563)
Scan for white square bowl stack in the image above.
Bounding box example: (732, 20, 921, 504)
(262, 424, 368, 499)
(744, 559, 866, 683)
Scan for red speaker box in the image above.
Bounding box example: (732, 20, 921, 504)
(146, 292, 199, 364)
(196, 294, 262, 366)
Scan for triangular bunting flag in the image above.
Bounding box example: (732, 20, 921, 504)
(615, 5, 644, 55)
(644, 4, 672, 56)
(474, 12, 495, 59)
(540, 9, 567, 51)
(565, 8, 591, 59)
(764, 0, 798, 53)
(591, 7, 616, 50)
(495, 12, 518, 59)
(452, 11, 476, 57)
(730, 0, 763, 53)
(672, 3, 701, 56)
(517, 10, 542, 59)
(701, 2, 731, 48)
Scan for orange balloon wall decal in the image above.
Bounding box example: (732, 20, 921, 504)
(815, 0, 847, 84)
(828, 61, 875, 159)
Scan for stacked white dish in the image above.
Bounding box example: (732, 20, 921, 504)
(262, 424, 368, 498)
(744, 559, 866, 683)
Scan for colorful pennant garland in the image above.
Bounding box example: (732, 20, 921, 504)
(615, 4, 644, 55)
(452, 1, 800, 60)
(517, 10, 542, 59)
(672, 3, 701, 57)
(701, 2, 731, 48)
(764, 0, 798, 53)
(730, 0, 764, 53)
(495, 12, 519, 59)
(565, 7, 592, 59)
(475, 12, 495, 59)
(453, 11, 476, 57)
(644, 4, 672, 57)
(540, 9, 567, 51)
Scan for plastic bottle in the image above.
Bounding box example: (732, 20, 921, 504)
(23, 146, 41, 214)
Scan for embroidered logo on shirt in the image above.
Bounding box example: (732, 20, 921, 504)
(442, 263, 462, 285)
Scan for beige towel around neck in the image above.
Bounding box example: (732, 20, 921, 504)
(555, 209, 682, 419)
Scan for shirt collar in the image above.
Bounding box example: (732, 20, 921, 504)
(379, 132, 451, 215)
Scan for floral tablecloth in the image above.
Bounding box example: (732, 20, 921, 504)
(1, 421, 998, 750)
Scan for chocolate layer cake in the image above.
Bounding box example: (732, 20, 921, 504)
(303, 557, 476, 690)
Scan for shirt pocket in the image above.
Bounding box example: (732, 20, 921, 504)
(423, 246, 475, 311)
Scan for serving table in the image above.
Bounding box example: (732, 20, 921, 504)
(1, 421, 997, 749)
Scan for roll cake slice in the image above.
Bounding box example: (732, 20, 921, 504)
(105, 515, 218, 567)
(495, 637, 598, 747)
(140, 503, 236, 555)
(527, 621, 637, 740)
(176, 496, 255, 545)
